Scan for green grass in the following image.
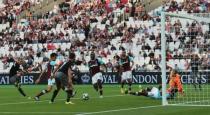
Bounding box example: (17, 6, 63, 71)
(0, 85, 210, 115)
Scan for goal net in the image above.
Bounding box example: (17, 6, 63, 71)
(161, 12, 210, 106)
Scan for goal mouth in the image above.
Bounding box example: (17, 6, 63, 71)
(161, 12, 210, 106)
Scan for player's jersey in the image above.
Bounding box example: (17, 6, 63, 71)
(43, 61, 56, 79)
(88, 58, 104, 76)
(58, 60, 74, 75)
(120, 56, 133, 72)
(148, 87, 161, 99)
(190, 59, 200, 71)
(148, 87, 171, 99)
(168, 74, 183, 93)
(9, 62, 21, 77)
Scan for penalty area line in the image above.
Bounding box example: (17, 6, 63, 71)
(76, 105, 163, 115)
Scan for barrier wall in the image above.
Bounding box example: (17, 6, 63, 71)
(0, 72, 209, 85)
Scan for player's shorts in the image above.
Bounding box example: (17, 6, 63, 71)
(55, 72, 71, 90)
(48, 78, 55, 86)
(190, 71, 199, 79)
(92, 72, 103, 84)
(121, 71, 132, 81)
(10, 75, 21, 87)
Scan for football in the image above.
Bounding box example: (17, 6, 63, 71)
(82, 93, 89, 100)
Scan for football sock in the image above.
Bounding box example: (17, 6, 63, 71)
(18, 88, 26, 97)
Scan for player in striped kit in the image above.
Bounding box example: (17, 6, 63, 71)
(88, 52, 107, 98)
(119, 50, 134, 94)
(34, 53, 60, 101)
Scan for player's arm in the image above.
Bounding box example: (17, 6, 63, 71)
(87, 62, 92, 75)
(186, 60, 191, 70)
(52, 61, 63, 79)
(118, 60, 123, 76)
(98, 58, 107, 72)
(129, 56, 134, 70)
(35, 67, 47, 84)
(19, 65, 29, 75)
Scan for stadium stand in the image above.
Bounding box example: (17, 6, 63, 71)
(0, 0, 209, 73)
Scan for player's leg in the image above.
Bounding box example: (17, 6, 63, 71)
(65, 86, 74, 104)
(121, 72, 126, 93)
(50, 76, 61, 103)
(60, 74, 74, 104)
(35, 79, 54, 101)
(35, 85, 53, 101)
(168, 88, 178, 99)
(96, 73, 103, 97)
(93, 83, 98, 91)
(191, 71, 197, 90)
(126, 89, 148, 96)
(127, 79, 132, 92)
(12, 75, 27, 97)
(197, 71, 202, 91)
(92, 75, 98, 92)
(97, 79, 103, 98)
(127, 71, 133, 93)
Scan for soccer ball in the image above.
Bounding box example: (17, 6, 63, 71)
(82, 93, 89, 100)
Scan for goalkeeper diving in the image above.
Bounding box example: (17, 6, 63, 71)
(125, 69, 184, 99)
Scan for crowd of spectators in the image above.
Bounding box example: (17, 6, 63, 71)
(0, 0, 210, 72)
(0, 0, 43, 25)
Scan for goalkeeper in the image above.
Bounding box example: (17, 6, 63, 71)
(168, 69, 184, 95)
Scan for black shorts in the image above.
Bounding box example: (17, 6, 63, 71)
(10, 75, 21, 87)
(55, 72, 72, 90)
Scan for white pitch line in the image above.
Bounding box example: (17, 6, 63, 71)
(0, 95, 124, 106)
(76, 105, 163, 115)
(0, 112, 84, 114)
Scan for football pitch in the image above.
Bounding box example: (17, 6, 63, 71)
(0, 85, 210, 115)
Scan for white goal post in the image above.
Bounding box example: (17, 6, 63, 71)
(161, 12, 210, 106)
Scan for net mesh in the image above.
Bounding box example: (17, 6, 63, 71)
(163, 13, 210, 105)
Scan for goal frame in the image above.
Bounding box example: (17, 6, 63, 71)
(161, 12, 210, 106)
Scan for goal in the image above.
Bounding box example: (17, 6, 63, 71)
(161, 12, 210, 106)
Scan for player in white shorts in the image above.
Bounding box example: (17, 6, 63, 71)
(88, 52, 107, 98)
(34, 53, 61, 101)
(125, 85, 175, 99)
(119, 50, 134, 94)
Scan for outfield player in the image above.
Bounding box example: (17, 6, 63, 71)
(9, 58, 31, 99)
(187, 54, 202, 91)
(88, 52, 107, 98)
(119, 50, 134, 94)
(50, 52, 76, 104)
(125, 85, 176, 99)
(34, 53, 60, 101)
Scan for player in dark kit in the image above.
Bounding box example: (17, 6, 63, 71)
(187, 54, 202, 91)
(9, 58, 31, 99)
(34, 53, 59, 101)
(88, 52, 107, 98)
(119, 50, 134, 94)
(50, 52, 76, 104)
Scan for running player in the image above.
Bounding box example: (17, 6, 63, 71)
(88, 52, 107, 98)
(119, 50, 134, 94)
(9, 58, 31, 99)
(50, 52, 76, 104)
(34, 53, 59, 101)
